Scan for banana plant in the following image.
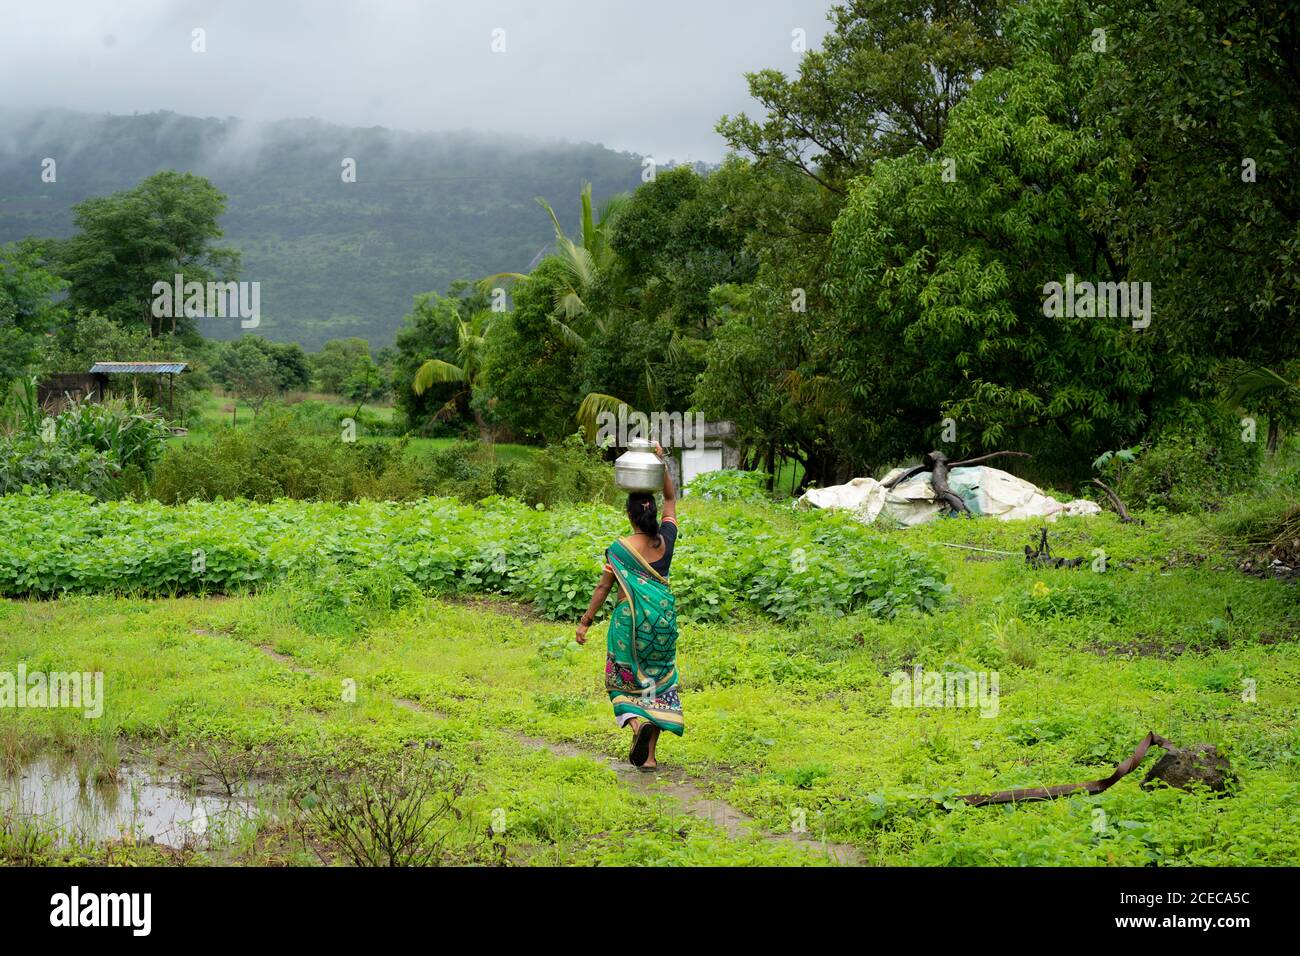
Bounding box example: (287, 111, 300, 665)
(1221, 366, 1299, 408)
(1220, 364, 1300, 453)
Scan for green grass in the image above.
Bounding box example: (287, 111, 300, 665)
(2, 501, 1297, 866)
(186, 389, 391, 431)
(0, 595, 830, 866)
(771, 458, 806, 499)
(177, 390, 538, 465)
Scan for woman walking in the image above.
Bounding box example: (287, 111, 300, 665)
(574, 442, 680, 771)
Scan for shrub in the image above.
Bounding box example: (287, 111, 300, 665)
(411, 435, 615, 508)
(516, 532, 606, 619)
(0, 437, 116, 497)
(281, 399, 345, 434)
(746, 515, 952, 623)
(684, 468, 770, 502)
(52, 397, 172, 475)
(1110, 403, 1262, 513)
(414, 440, 514, 501)
(291, 747, 475, 866)
(150, 410, 416, 503)
(1007, 576, 1130, 624)
(508, 433, 617, 509)
(274, 561, 422, 639)
(283, 399, 400, 438)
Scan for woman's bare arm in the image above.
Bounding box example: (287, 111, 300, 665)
(575, 567, 615, 644)
(655, 442, 677, 522)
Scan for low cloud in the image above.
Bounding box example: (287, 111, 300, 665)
(0, 0, 833, 162)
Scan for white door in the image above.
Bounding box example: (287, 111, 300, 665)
(681, 446, 724, 486)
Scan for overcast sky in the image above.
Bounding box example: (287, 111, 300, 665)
(0, 0, 835, 161)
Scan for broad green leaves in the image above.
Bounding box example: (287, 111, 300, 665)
(0, 493, 949, 625)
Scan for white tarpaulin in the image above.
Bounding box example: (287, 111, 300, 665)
(800, 465, 1101, 526)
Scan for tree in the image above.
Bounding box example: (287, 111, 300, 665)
(476, 258, 583, 443)
(312, 338, 372, 394)
(717, 0, 1010, 199)
(609, 163, 758, 335)
(214, 338, 279, 418)
(701, 0, 1011, 486)
(52, 171, 239, 336)
(1220, 361, 1300, 454)
(45, 310, 183, 371)
(510, 173, 750, 438)
(343, 355, 389, 413)
(212, 337, 310, 395)
(575, 163, 758, 437)
(485, 182, 629, 348)
(413, 311, 493, 441)
(1089, 0, 1300, 388)
(575, 312, 707, 441)
(694, 283, 829, 484)
(825, 0, 1154, 483)
(0, 241, 66, 394)
(264, 340, 312, 393)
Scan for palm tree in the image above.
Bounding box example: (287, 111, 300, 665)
(413, 310, 493, 441)
(482, 182, 629, 348)
(480, 182, 696, 444)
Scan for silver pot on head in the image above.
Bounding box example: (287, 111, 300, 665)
(613, 438, 664, 492)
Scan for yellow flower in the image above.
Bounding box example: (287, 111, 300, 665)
(1032, 580, 1051, 598)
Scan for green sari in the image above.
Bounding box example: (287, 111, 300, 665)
(604, 538, 683, 736)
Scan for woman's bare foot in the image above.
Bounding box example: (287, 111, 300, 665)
(639, 726, 661, 771)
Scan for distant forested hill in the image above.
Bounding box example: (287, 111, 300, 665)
(0, 109, 645, 348)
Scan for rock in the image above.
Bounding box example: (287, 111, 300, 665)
(1142, 744, 1234, 794)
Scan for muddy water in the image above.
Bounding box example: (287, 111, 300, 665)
(0, 757, 266, 848)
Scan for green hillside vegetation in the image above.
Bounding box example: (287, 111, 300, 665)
(0, 109, 646, 348)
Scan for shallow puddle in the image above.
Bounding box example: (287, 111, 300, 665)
(0, 756, 268, 849)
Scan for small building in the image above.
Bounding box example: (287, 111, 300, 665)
(36, 373, 102, 409)
(660, 419, 741, 489)
(38, 362, 188, 418)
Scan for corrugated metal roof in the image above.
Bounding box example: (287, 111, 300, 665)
(89, 362, 188, 374)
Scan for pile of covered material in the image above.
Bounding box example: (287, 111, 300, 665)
(800, 465, 1101, 527)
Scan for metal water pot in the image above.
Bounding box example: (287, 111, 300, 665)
(613, 438, 664, 492)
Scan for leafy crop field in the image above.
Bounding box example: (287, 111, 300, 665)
(0, 494, 948, 623)
(2, 496, 1297, 866)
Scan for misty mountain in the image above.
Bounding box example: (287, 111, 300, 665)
(0, 109, 646, 349)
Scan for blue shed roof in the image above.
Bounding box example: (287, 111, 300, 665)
(89, 362, 188, 374)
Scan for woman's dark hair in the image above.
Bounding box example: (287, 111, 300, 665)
(626, 493, 660, 545)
